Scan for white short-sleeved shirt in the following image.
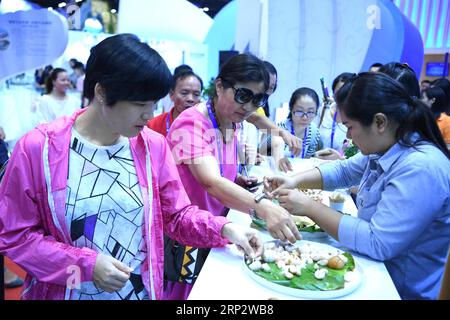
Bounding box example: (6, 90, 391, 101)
(35, 94, 81, 124)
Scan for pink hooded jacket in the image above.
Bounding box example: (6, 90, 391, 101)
(0, 108, 229, 299)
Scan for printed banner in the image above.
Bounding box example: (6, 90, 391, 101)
(0, 9, 68, 80)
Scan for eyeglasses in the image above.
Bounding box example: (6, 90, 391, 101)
(230, 85, 269, 108)
(293, 110, 317, 119)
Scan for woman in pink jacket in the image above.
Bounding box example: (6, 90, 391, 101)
(0, 34, 262, 300)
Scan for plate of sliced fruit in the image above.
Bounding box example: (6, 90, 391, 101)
(244, 240, 362, 299)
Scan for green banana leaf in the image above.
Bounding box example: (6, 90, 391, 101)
(252, 217, 323, 233)
(247, 252, 355, 291)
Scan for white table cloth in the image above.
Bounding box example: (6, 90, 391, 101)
(188, 158, 400, 300)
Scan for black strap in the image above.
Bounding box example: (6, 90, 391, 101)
(0, 254, 4, 300)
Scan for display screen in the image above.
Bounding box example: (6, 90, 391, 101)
(426, 62, 449, 77)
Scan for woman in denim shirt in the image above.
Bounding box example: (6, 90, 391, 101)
(264, 72, 450, 299)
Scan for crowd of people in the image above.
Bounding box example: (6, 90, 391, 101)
(0, 34, 262, 300)
(0, 33, 449, 300)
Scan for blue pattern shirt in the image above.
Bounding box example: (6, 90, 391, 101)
(319, 140, 450, 299)
(278, 119, 322, 158)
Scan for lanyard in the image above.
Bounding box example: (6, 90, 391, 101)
(290, 121, 308, 159)
(207, 100, 238, 177)
(330, 109, 338, 149)
(165, 113, 171, 135)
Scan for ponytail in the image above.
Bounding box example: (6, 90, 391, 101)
(44, 75, 53, 94)
(398, 98, 450, 159)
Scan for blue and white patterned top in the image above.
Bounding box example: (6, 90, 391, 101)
(319, 139, 450, 299)
(278, 119, 322, 158)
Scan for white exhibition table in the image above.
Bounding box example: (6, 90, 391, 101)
(188, 158, 400, 300)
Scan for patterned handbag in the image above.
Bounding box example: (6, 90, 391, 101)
(163, 235, 210, 284)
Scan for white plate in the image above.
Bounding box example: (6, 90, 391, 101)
(244, 240, 363, 299)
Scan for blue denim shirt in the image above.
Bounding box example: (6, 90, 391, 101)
(319, 141, 450, 299)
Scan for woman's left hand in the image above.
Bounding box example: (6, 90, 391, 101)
(221, 223, 263, 259)
(277, 189, 313, 216)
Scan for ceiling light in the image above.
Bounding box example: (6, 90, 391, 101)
(202, 7, 209, 12)
(110, 9, 117, 13)
(58, 2, 67, 8)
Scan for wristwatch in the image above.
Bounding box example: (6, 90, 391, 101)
(254, 192, 267, 203)
(249, 193, 267, 219)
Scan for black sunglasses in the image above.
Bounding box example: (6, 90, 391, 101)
(230, 85, 269, 108)
(220, 78, 269, 108)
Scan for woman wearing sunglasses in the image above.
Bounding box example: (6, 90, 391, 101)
(164, 53, 301, 300)
(271, 87, 323, 172)
(264, 72, 450, 299)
